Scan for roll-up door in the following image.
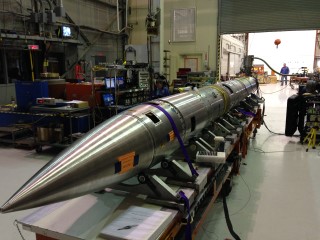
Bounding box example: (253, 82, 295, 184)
(219, 0, 320, 34)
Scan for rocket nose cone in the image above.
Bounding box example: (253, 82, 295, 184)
(1, 202, 12, 213)
(1, 192, 32, 213)
(1, 113, 156, 213)
(1, 194, 38, 213)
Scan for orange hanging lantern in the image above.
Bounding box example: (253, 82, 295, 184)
(274, 39, 281, 48)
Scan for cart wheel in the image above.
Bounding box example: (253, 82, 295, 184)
(36, 145, 43, 153)
(138, 173, 147, 184)
(161, 160, 170, 169)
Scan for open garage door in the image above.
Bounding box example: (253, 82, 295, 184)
(219, 0, 320, 34)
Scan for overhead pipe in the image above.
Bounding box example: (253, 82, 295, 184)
(125, 0, 128, 28)
(44, 0, 53, 10)
(116, 0, 120, 32)
(31, 0, 35, 12)
(35, 0, 43, 12)
(116, 0, 130, 33)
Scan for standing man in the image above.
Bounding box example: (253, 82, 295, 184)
(280, 63, 290, 86)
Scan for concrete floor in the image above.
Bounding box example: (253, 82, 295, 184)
(1, 83, 320, 240)
(196, 83, 320, 240)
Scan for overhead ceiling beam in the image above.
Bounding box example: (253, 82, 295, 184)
(61, 8, 126, 78)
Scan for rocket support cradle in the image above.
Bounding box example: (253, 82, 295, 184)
(1, 77, 259, 213)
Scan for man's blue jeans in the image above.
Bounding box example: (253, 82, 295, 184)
(281, 76, 287, 85)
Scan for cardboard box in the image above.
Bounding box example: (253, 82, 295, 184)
(270, 76, 277, 84)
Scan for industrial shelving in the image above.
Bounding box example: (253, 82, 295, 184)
(163, 50, 171, 82)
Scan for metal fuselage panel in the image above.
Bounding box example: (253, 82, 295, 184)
(160, 91, 209, 136)
(240, 76, 256, 93)
(124, 103, 183, 165)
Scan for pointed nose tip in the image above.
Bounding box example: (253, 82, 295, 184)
(1, 201, 15, 213)
(0, 204, 9, 213)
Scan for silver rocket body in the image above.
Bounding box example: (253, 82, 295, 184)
(1, 77, 257, 213)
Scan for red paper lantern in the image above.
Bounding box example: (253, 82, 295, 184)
(274, 39, 281, 48)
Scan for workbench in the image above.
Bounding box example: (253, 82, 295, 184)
(17, 189, 181, 240)
(0, 126, 31, 145)
(290, 76, 309, 84)
(17, 109, 262, 240)
(30, 105, 91, 152)
(16, 166, 217, 240)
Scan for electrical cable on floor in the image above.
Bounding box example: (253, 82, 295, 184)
(230, 175, 251, 217)
(249, 146, 265, 153)
(200, 218, 220, 232)
(263, 119, 300, 138)
(222, 184, 241, 240)
(254, 86, 301, 137)
(200, 225, 219, 240)
(258, 85, 288, 95)
(200, 174, 252, 239)
(250, 140, 271, 153)
(249, 140, 300, 154)
(251, 84, 302, 146)
(14, 220, 26, 240)
(249, 148, 300, 154)
(263, 120, 285, 136)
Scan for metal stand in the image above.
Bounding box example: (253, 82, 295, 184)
(110, 94, 261, 216)
(116, 174, 181, 202)
(112, 160, 199, 212)
(147, 159, 196, 181)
